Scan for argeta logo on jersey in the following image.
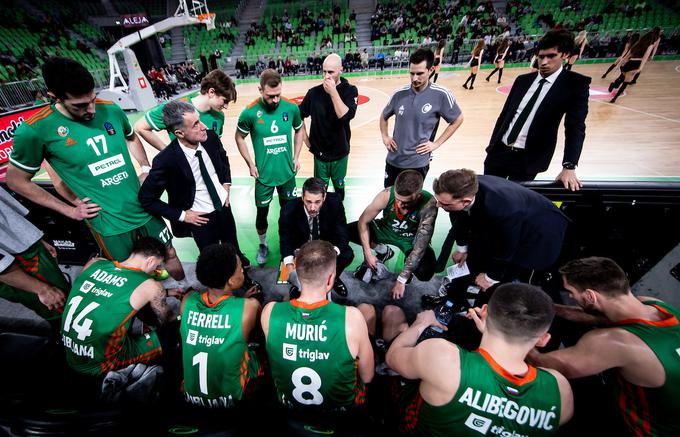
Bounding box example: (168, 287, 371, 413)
(57, 126, 69, 137)
(103, 122, 116, 136)
(186, 329, 198, 346)
(421, 103, 432, 114)
(282, 112, 289, 122)
(464, 413, 492, 435)
(283, 343, 297, 361)
(80, 280, 95, 294)
(398, 105, 405, 116)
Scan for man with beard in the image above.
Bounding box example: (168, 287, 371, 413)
(528, 257, 680, 436)
(235, 69, 303, 265)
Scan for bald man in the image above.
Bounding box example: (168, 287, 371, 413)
(299, 53, 358, 200)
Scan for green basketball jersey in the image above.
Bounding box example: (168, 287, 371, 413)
(373, 187, 434, 253)
(236, 97, 302, 187)
(144, 92, 225, 139)
(266, 299, 366, 411)
(180, 291, 259, 408)
(10, 101, 151, 236)
(405, 347, 561, 437)
(61, 259, 156, 376)
(610, 301, 680, 437)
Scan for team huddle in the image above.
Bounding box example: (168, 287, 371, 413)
(1, 29, 678, 437)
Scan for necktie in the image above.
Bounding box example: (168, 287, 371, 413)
(311, 216, 319, 240)
(195, 150, 222, 212)
(506, 78, 548, 146)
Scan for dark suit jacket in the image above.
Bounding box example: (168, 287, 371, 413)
(278, 193, 350, 260)
(449, 175, 568, 278)
(138, 130, 231, 238)
(486, 69, 591, 174)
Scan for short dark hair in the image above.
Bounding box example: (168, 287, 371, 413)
(131, 237, 167, 262)
(486, 283, 555, 343)
(537, 29, 575, 54)
(200, 69, 237, 103)
(409, 48, 435, 69)
(162, 100, 196, 134)
(394, 170, 424, 196)
(41, 57, 95, 100)
(302, 177, 327, 196)
(196, 243, 238, 289)
(559, 257, 629, 297)
(296, 240, 336, 285)
(432, 169, 478, 198)
(260, 68, 282, 89)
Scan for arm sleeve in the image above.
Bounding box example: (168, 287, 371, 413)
(278, 204, 295, 259)
(9, 124, 45, 173)
(137, 156, 183, 221)
(0, 247, 15, 273)
(333, 198, 351, 251)
(236, 109, 252, 136)
(299, 91, 311, 119)
(440, 93, 463, 124)
(382, 92, 396, 119)
(563, 76, 590, 165)
(117, 105, 134, 137)
(339, 85, 358, 123)
(144, 102, 167, 131)
(292, 105, 303, 131)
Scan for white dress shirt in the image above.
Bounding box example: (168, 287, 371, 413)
(502, 66, 563, 149)
(177, 142, 228, 221)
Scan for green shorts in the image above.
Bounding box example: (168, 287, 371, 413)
(370, 220, 414, 254)
(314, 155, 348, 190)
(88, 216, 172, 261)
(255, 176, 297, 208)
(71, 331, 163, 376)
(0, 241, 70, 322)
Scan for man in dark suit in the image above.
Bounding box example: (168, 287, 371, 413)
(279, 177, 353, 297)
(433, 169, 568, 291)
(139, 101, 247, 266)
(484, 29, 590, 191)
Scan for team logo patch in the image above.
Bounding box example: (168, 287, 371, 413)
(80, 280, 95, 293)
(212, 121, 217, 131)
(282, 112, 289, 122)
(104, 121, 116, 135)
(398, 105, 405, 116)
(66, 138, 77, 147)
(464, 413, 492, 434)
(57, 126, 69, 137)
(283, 343, 297, 361)
(256, 110, 263, 117)
(186, 330, 198, 346)
(421, 103, 432, 114)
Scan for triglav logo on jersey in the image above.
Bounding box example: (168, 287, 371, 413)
(80, 280, 95, 294)
(186, 329, 198, 346)
(421, 103, 433, 114)
(103, 122, 116, 136)
(283, 343, 297, 361)
(464, 413, 492, 434)
(57, 126, 69, 137)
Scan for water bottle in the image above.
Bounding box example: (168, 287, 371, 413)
(431, 300, 455, 334)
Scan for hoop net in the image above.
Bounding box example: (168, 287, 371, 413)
(197, 12, 216, 30)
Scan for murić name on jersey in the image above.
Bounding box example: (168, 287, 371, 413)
(458, 387, 558, 431)
(62, 335, 94, 358)
(286, 321, 327, 342)
(185, 393, 235, 409)
(100, 170, 129, 187)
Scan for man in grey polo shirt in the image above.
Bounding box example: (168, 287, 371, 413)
(380, 48, 464, 188)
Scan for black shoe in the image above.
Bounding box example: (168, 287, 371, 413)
(462, 83, 468, 89)
(376, 246, 395, 264)
(353, 263, 372, 282)
(289, 285, 300, 300)
(333, 278, 348, 297)
(608, 82, 616, 92)
(421, 294, 448, 310)
(469, 86, 474, 90)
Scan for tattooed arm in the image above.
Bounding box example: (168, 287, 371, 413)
(399, 197, 438, 281)
(130, 279, 178, 325)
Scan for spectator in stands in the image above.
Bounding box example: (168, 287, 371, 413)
(360, 49, 369, 69)
(376, 50, 385, 71)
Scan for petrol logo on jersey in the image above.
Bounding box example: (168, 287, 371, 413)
(104, 122, 116, 135)
(282, 112, 289, 122)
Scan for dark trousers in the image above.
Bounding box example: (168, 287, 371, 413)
(483, 142, 538, 181)
(384, 162, 430, 188)
(190, 207, 248, 266)
(347, 221, 436, 281)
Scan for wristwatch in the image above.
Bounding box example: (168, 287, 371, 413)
(562, 162, 577, 170)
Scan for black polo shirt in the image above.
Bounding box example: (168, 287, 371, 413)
(299, 77, 358, 162)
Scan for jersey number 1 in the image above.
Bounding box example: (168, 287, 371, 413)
(193, 352, 209, 395)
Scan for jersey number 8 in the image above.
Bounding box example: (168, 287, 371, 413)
(291, 367, 323, 405)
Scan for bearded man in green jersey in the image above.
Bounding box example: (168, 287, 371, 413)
(387, 283, 573, 437)
(180, 243, 262, 409)
(7, 57, 186, 282)
(235, 69, 303, 265)
(61, 237, 178, 376)
(529, 257, 680, 437)
(134, 69, 237, 151)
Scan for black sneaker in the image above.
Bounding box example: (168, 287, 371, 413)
(333, 278, 348, 297)
(353, 263, 372, 283)
(376, 246, 395, 264)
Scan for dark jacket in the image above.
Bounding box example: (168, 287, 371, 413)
(138, 130, 231, 238)
(486, 69, 591, 174)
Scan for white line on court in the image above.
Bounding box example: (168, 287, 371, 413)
(594, 100, 680, 124)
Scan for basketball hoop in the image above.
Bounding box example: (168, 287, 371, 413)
(197, 12, 216, 30)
